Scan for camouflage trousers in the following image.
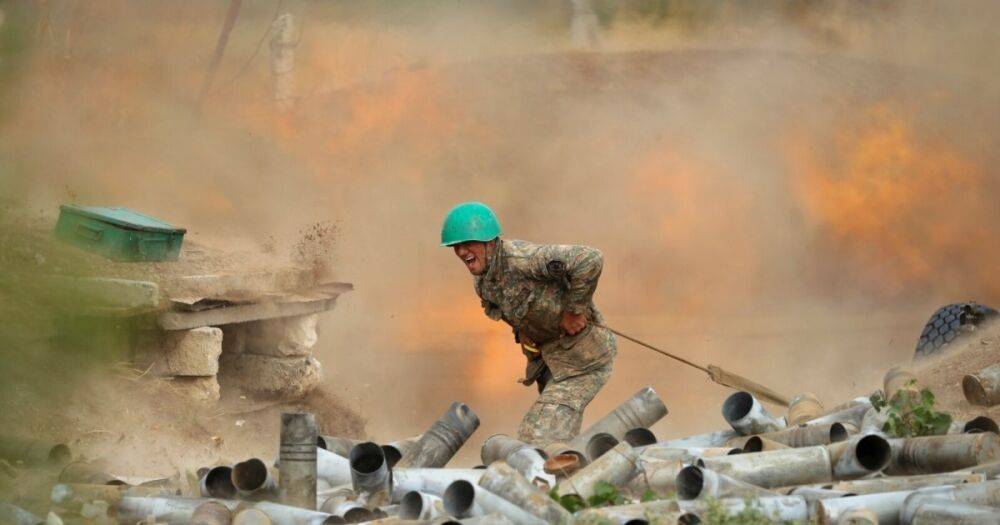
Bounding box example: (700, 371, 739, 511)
(516, 361, 613, 446)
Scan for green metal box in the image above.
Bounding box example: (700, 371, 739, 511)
(54, 205, 187, 262)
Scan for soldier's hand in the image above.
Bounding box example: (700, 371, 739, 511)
(560, 311, 587, 336)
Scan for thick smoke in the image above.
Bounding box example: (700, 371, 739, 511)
(0, 1, 997, 454)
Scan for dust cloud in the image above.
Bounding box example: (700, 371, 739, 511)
(0, 1, 997, 464)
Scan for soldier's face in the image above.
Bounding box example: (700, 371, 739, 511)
(453, 240, 489, 275)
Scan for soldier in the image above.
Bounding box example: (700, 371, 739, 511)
(441, 201, 616, 446)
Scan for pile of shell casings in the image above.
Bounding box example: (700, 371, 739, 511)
(10, 369, 1000, 525)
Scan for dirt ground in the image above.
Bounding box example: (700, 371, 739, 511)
(914, 319, 1000, 423)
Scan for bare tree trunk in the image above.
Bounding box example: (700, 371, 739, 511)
(570, 0, 599, 50)
(199, 0, 243, 105)
(270, 12, 297, 111)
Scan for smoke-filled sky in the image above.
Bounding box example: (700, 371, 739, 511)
(1, 1, 998, 450)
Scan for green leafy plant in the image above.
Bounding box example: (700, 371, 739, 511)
(882, 386, 952, 438)
(640, 488, 661, 502)
(703, 497, 816, 525)
(550, 487, 587, 513)
(869, 389, 887, 411)
(587, 481, 626, 507)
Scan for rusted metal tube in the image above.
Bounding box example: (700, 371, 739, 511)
(396, 402, 480, 468)
(478, 462, 570, 523)
(201, 465, 238, 499)
(884, 366, 919, 400)
(963, 363, 1000, 406)
(675, 465, 780, 500)
(624, 428, 657, 447)
(885, 433, 1000, 475)
(829, 434, 892, 480)
(741, 436, 791, 453)
(350, 442, 391, 506)
(831, 472, 984, 494)
(787, 392, 825, 426)
(906, 498, 1000, 525)
(952, 416, 1000, 435)
(442, 480, 545, 524)
(233, 458, 277, 495)
(191, 501, 233, 525)
(399, 491, 445, 520)
(556, 442, 638, 499)
(567, 387, 668, 457)
(699, 445, 833, 488)
(382, 435, 422, 468)
(390, 468, 485, 502)
(0, 436, 71, 466)
(757, 422, 849, 447)
(585, 432, 620, 460)
(721, 391, 785, 435)
(480, 434, 543, 464)
(279, 412, 318, 510)
(317, 436, 363, 457)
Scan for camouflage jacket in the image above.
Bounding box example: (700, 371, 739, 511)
(474, 239, 616, 382)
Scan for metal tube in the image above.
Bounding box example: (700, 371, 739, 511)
(956, 416, 1000, 434)
(191, 501, 233, 525)
(0, 502, 43, 525)
(383, 435, 422, 469)
(885, 433, 1000, 475)
(658, 429, 740, 449)
(741, 436, 790, 453)
(828, 434, 892, 480)
(232, 508, 273, 525)
(57, 460, 121, 484)
(784, 486, 854, 502)
(279, 412, 318, 510)
(805, 401, 872, 429)
(640, 445, 741, 462)
(201, 465, 238, 499)
(556, 442, 639, 499)
(233, 458, 278, 495)
(834, 508, 878, 525)
(897, 479, 1000, 523)
(253, 501, 345, 525)
(678, 496, 809, 522)
(907, 498, 1000, 525)
(390, 468, 485, 502)
(962, 363, 1000, 406)
(317, 436, 363, 458)
(505, 448, 555, 487)
(756, 423, 849, 447)
(831, 472, 984, 495)
(350, 442, 391, 506)
(787, 392, 824, 426)
(721, 391, 784, 435)
(817, 490, 917, 525)
(50, 483, 176, 511)
(585, 432, 620, 460)
(623, 428, 657, 447)
(442, 480, 545, 524)
(884, 366, 919, 400)
(0, 436, 71, 466)
(477, 462, 570, 523)
(480, 434, 543, 464)
(395, 402, 480, 468)
(567, 387, 668, 456)
(675, 465, 780, 500)
(571, 500, 681, 525)
(316, 447, 353, 487)
(399, 491, 445, 520)
(624, 458, 684, 495)
(699, 445, 833, 488)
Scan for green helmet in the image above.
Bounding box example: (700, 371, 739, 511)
(440, 201, 502, 246)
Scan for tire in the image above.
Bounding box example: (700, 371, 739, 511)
(914, 302, 998, 359)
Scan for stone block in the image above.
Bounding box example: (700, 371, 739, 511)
(223, 354, 322, 400)
(153, 327, 223, 376)
(244, 314, 318, 357)
(168, 376, 220, 403)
